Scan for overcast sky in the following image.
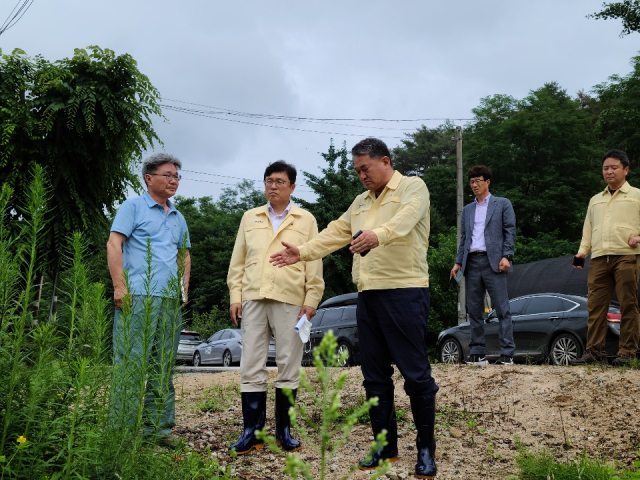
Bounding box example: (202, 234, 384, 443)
(1, 1, 638, 203)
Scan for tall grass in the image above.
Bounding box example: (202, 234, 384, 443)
(0, 168, 230, 479)
(256, 331, 391, 479)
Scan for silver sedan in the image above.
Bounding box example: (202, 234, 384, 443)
(193, 329, 243, 367)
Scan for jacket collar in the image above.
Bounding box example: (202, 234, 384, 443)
(600, 181, 631, 196)
(365, 170, 403, 200)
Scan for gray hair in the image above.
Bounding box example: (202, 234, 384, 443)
(142, 153, 182, 176)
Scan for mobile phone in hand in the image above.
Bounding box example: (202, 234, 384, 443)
(352, 230, 370, 257)
(572, 255, 585, 267)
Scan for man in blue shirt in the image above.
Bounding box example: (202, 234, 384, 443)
(106, 153, 191, 447)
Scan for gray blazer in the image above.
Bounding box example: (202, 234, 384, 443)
(455, 195, 516, 274)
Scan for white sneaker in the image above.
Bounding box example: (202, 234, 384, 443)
(466, 354, 489, 365)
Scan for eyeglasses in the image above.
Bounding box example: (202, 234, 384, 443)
(148, 173, 181, 181)
(469, 179, 486, 186)
(264, 179, 290, 187)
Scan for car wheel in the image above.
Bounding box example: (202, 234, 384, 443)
(337, 341, 352, 367)
(439, 338, 462, 364)
(193, 351, 201, 367)
(549, 333, 582, 366)
(223, 350, 232, 367)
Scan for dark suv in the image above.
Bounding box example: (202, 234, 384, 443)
(302, 292, 360, 367)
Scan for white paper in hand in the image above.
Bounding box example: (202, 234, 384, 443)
(295, 314, 312, 343)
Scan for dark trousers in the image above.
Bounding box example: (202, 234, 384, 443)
(357, 288, 439, 396)
(465, 255, 515, 356)
(586, 255, 640, 357)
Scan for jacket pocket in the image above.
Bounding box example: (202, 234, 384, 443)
(242, 257, 262, 291)
(280, 225, 311, 245)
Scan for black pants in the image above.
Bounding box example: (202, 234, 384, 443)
(357, 288, 439, 396)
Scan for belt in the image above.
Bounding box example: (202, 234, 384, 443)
(469, 251, 487, 256)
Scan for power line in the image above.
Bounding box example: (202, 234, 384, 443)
(163, 98, 473, 123)
(0, 0, 35, 36)
(161, 104, 407, 139)
(181, 171, 314, 193)
(163, 103, 417, 132)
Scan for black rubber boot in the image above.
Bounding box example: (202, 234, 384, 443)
(228, 391, 267, 454)
(358, 389, 398, 470)
(275, 388, 301, 452)
(410, 393, 437, 479)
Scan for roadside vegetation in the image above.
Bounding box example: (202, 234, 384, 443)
(0, 171, 231, 479)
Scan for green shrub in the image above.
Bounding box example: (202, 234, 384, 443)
(0, 168, 233, 480)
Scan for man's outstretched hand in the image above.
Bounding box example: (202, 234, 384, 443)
(270, 241, 301, 267)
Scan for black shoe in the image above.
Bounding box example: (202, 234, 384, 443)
(495, 355, 514, 365)
(358, 389, 399, 470)
(228, 391, 267, 455)
(465, 354, 488, 365)
(410, 393, 437, 479)
(275, 388, 301, 452)
(612, 355, 634, 366)
(570, 351, 606, 365)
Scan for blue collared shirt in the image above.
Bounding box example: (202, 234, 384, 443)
(111, 192, 191, 297)
(470, 194, 491, 252)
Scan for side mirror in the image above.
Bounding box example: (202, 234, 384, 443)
(485, 309, 497, 322)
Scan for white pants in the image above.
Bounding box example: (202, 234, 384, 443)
(240, 299, 303, 392)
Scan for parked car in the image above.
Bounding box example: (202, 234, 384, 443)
(302, 292, 360, 367)
(435, 293, 630, 365)
(177, 330, 201, 364)
(193, 328, 243, 367)
(268, 336, 276, 365)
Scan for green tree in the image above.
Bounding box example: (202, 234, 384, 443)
(296, 141, 364, 300)
(174, 181, 263, 319)
(0, 46, 161, 277)
(392, 122, 458, 240)
(426, 228, 459, 344)
(465, 83, 603, 254)
(593, 55, 640, 172)
(588, 0, 640, 36)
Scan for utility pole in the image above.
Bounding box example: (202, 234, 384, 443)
(455, 126, 466, 325)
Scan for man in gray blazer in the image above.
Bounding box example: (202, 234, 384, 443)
(450, 165, 517, 365)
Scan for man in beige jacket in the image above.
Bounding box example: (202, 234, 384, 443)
(227, 160, 324, 454)
(571, 149, 640, 366)
(271, 138, 438, 479)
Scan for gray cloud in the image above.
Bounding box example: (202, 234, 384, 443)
(2, 0, 638, 203)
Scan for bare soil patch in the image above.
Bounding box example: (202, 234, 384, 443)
(173, 365, 640, 479)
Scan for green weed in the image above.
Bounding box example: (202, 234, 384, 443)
(255, 331, 391, 479)
(0, 170, 235, 480)
(197, 385, 239, 413)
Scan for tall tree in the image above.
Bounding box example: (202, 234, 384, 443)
(175, 182, 264, 317)
(593, 55, 640, 172)
(296, 141, 364, 300)
(0, 46, 161, 275)
(465, 83, 603, 248)
(392, 122, 458, 240)
(588, 0, 640, 36)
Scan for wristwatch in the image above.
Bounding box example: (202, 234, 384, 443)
(504, 255, 514, 262)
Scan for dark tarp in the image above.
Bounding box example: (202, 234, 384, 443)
(508, 255, 589, 299)
(508, 254, 640, 302)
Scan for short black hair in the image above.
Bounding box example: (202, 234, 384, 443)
(351, 137, 391, 160)
(602, 149, 629, 168)
(467, 165, 492, 181)
(264, 160, 297, 184)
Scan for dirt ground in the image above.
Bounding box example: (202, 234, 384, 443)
(173, 364, 640, 480)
